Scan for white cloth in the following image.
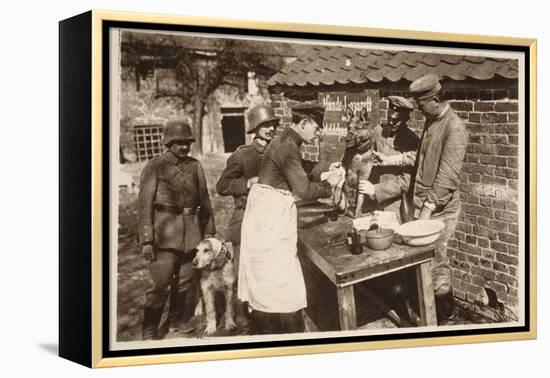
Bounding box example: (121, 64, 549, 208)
(319, 166, 346, 207)
(238, 184, 307, 313)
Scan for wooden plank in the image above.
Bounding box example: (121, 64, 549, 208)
(416, 261, 438, 326)
(336, 286, 357, 330)
(298, 216, 436, 278)
(336, 252, 434, 287)
(298, 235, 338, 285)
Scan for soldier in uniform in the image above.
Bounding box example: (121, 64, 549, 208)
(137, 121, 216, 340)
(359, 74, 468, 323)
(238, 103, 343, 335)
(216, 104, 279, 325)
(370, 96, 420, 217)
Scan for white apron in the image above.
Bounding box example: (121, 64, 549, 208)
(238, 184, 307, 313)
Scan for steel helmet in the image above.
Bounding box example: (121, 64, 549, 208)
(163, 121, 195, 145)
(246, 105, 279, 134)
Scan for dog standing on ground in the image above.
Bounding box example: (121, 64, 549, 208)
(192, 238, 237, 335)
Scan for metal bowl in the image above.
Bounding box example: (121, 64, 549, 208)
(365, 228, 395, 250)
(396, 219, 445, 246)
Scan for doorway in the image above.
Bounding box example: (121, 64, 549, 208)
(221, 107, 246, 152)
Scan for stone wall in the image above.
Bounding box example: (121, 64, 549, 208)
(119, 66, 272, 161)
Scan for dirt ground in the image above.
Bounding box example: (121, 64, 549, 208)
(116, 153, 234, 341)
(116, 152, 488, 342)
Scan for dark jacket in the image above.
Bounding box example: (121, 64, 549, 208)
(216, 139, 265, 209)
(137, 152, 215, 252)
(216, 139, 266, 244)
(375, 104, 468, 214)
(258, 127, 332, 201)
(371, 123, 419, 184)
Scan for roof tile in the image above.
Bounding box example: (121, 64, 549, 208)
(267, 46, 518, 87)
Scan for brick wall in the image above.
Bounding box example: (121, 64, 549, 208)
(444, 94, 520, 321)
(271, 83, 520, 320)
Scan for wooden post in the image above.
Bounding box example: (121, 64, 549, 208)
(336, 286, 357, 330)
(416, 261, 438, 326)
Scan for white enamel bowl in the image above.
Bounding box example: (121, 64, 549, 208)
(396, 219, 445, 246)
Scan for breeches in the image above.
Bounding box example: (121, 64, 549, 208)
(430, 210, 460, 297)
(145, 250, 195, 308)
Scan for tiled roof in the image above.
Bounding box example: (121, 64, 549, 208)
(267, 46, 518, 87)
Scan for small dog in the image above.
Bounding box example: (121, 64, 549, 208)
(192, 238, 237, 335)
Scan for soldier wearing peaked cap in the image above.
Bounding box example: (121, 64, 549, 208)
(138, 120, 216, 339)
(369, 96, 420, 216)
(238, 102, 343, 335)
(359, 74, 468, 324)
(216, 104, 280, 327)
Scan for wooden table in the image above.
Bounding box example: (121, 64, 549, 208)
(298, 217, 437, 330)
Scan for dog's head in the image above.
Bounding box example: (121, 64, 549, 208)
(192, 238, 232, 270)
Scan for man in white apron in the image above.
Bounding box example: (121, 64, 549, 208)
(238, 103, 342, 334)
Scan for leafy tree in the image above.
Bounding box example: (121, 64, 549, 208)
(122, 31, 292, 155)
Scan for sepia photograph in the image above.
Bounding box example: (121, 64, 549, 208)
(107, 24, 527, 353)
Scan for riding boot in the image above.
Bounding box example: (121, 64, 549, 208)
(168, 288, 197, 334)
(142, 304, 164, 340)
(235, 300, 249, 328)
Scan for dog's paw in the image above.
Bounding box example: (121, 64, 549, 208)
(224, 318, 237, 331)
(204, 323, 217, 335)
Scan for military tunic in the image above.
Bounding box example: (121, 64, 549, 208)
(258, 127, 332, 199)
(370, 123, 419, 212)
(216, 139, 265, 246)
(374, 104, 467, 215)
(137, 152, 216, 312)
(138, 152, 215, 252)
(373, 104, 468, 296)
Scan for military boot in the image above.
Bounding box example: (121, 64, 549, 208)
(436, 291, 457, 325)
(142, 305, 164, 340)
(235, 300, 250, 329)
(168, 288, 197, 334)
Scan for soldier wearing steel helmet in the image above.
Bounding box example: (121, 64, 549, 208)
(137, 120, 215, 340)
(215, 104, 279, 327)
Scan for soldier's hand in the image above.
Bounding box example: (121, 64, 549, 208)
(358, 180, 376, 198)
(247, 176, 259, 189)
(372, 151, 390, 166)
(323, 170, 344, 187)
(142, 244, 155, 262)
(418, 206, 433, 220)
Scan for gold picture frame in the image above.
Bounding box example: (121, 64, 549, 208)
(59, 10, 537, 368)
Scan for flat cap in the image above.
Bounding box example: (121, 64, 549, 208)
(291, 103, 325, 127)
(387, 96, 414, 111)
(409, 73, 441, 100)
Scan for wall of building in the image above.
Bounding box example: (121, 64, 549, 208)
(271, 79, 520, 321)
(119, 66, 272, 161)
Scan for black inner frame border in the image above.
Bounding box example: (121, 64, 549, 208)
(101, 19, 531, 359)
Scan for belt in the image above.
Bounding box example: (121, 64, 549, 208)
(154, 204, 198, 215)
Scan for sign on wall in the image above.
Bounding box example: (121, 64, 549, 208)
(317, 90, 379, 163)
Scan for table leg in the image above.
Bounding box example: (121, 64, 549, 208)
(416, 261, 437, 326)
(336, 286, 357, 330)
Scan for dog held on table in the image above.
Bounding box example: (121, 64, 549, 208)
(192, 238, 237, 335)
(340, 106, 375, 217)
